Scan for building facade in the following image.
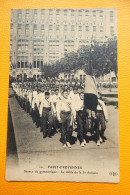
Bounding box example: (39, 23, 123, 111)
(10, 9, 117, 80)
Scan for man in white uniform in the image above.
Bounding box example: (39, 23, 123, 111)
(56, 90, 73, 148)
(95, 97, 108, 146)
(41, 92, 55, 138)
(73, 92, 88, 147)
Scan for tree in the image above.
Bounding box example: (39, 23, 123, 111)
(90, 39, 117, 78)
(41, 39, 117, 79)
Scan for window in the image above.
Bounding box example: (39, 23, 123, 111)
(18, 24, 21, 28)
(41, 9, 45, 19)
(85, 14, 89, 20)
(25, 24, 29, 35)
(110, 11, 114, 15)
(93, 26, 96, 32)
(18, 24, 22, 35)
(64, 25, 67, 31)
(56, 9, 60, 15)
(26, 9, 29, 19)
(25, 40, 28, 50)
(56, 25, 60, 31)
(34, 9, 38, 14)
(41, 25, 44, 34)
(33, 56, 36, 68)
(17, 56, 20, 68)
(34, 9, 38, 19)
(11, 23, 13, 34)
(64, 9, 67, 16)
(18, 10, 22, 19)
(49, 25, 53, 30)
(110, 11, 114, 23)
(41, 9, 45, 15)
(49, 9, 53, 14)
(71, 9, 75, 16)
(93, 15, 96, 21)
(86, 26, 89, 31)
(78, 10, 82, 13)
(79, 26, 82, 31)
(78, 15, 82, 20)
(33, 24, 37, 35)
(99, 10, 104, 21)
(100, 26, 103, 32)
(21, 56, 24, 68)
(71, 25, 75, 31)
(37, 56, 40, 68)
(110, 16, 114, 22)
(100, 15, 103, 21)
(17, 40, 21, 50)
(26, 9, 29, 14)
(110, 26, 114, 35)
(25, 56, 28, 68)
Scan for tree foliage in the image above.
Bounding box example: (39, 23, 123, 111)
(42, 39, 117, 79)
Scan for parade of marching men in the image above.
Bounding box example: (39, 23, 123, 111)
(12, 69, 108, 149)
(8, 8, 118, 149)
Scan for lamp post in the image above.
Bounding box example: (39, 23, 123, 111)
(88, 36, 95, 76)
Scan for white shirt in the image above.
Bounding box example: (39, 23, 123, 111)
(28, 90, 33, 103)
(40, 97, 55, 114)
(32, 91, 37, 109)
(42, 97, 52, 108)
(84, 75, 98, 96)
(73, 98, 84, 119)
(50, 94, 55, 103)
(56, 97, 72, 121)
(70, 93, 80, 111)
(38, 92, 45, 104)
(97, 99, 108, 121)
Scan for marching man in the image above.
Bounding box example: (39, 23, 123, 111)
(73, 92, 88, 147)
(41, 91, 55, 138)
(56, 89, 73, 148)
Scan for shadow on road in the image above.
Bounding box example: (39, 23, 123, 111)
(6, 103, 18, 166)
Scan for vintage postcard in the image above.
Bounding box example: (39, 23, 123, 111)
(6, 8, 119, 182)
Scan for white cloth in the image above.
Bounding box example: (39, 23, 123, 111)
(19, 88, 23, 97)
(84, 75, 98, 96)
(39, 97, 55, 117)
(28, 91, 32, 104)
(38, 92, 45, 103)
(70, 93, 80, 111)
(56, 97, 72, 121)
(97, 99, 108, 121)
(32, 91, 37, 109)
(72, 98, 84, 119)
(35, 93, 40, 106)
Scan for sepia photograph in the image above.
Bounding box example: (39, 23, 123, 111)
(6, 8, 119, 182)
